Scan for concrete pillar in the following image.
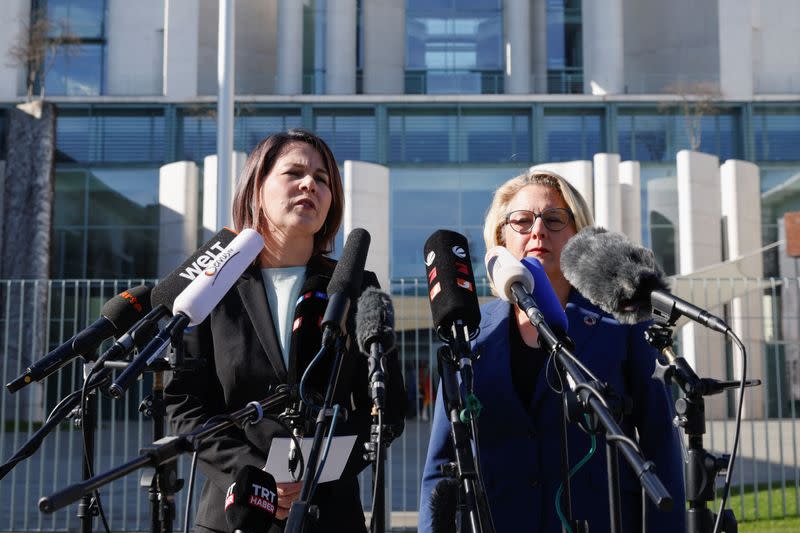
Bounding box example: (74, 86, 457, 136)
(779, 224, 800, 404)
(531, 161, 594, 219)
(593, 153, 622, 232)
(0, 0, 28, 99)
(0, 161, 5, 262)
(504, 0, 531, 94)
(582, 0, 624, 94)
(343, 161, 390, 290)
(158, 161, 199, 278)
(619, 161, 642, 245)
(721, 160, 764, 418)
(718, 0, 754, 99)
(677, 150, 727, 418)
(363, 0, 405, 94)
(326, 0, 357, 94)
(530, 0, 548, 93)
(202, 152, 247, 239)
(276, 0, 303, 95)
(164, 0, 200, 98)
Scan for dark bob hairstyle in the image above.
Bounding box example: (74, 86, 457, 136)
(232, 129, 343, 256)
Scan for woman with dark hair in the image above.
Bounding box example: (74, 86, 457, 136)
(419, 170, 685, 532)
(166, 129, 405, 533)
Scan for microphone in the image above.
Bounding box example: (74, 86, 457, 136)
(6, 285, 153, 393)
(429, 478, 459, 533)
(560, 227, 730, 333)
(423, 230, 481, 340)
(96, 228, 239, 366)
(355, 287, 396, 410)
(521, 257, 569, 335)
(225, 466, 278, 533)
(107, 229, 264, 398)
(320, 228, 371, 347)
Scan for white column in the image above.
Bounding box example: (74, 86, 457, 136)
(344, 161, 390, 290)
(581, 0, 624, 94)
(0, 161, 5, 261)
(326, 0, 357, 94)
(779, 223, 800, 405)
(106, 2, 163, 95)
(530, 0, 548, 93)
(216, 0, 235, 232)
(677, 150, 727, 418)
(363, 0, 405, 93)
(531, 161, 594, 219)
(721, 159, 764, 418)
(619, 161, 642, 245)
(592, 153, 622, 232)
(504, 0, 531, 94)
(718, 0, 754, 99)
(0, 0, 29, 98)
(202, 152, 247, 240)
(159, 161, 199, 277)
(163, 0, 199, 98)
(276, 0, 303, 95)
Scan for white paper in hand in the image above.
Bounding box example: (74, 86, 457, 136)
(264, 435, 357, 484)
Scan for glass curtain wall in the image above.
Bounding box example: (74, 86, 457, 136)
(546, 0, 582, 94)
(405, 0, 504, 94)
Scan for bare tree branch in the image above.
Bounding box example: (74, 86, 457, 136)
(659, 81, 721, 151)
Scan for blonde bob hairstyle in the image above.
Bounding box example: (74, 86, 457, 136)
(483, 169, 594, 252)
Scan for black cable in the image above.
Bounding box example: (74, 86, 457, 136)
(80, 364, 112, 533)
(712, 332, 747, 533)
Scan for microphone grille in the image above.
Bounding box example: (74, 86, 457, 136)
(355, 287, 395, 354)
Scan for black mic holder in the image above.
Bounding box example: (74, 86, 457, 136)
(646, 321, 759, 533)
(38, 386, 292, 515)
(434, 327, 496, 533)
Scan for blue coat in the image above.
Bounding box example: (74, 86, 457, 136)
(419, 291, 686, 533)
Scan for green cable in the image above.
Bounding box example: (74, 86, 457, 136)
(555, 416, 598, 533)
(460, 393, 483, 423)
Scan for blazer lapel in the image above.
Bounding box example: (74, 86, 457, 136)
(237, 265, 287, 381)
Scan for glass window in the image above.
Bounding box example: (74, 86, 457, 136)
(87, 169, 159, 226)
(180, 108, 217, 162)
(56, 110, 91, 162)
(543, 108, 603, 161)
(85, 228, 158, 279)
(460, 111, 531, 163)
(389, 110, 458, 163)
(235, 110, 302, 154)
(53, 170, 87, 226)
(406, 0, 503, 94)
(618, 112, 669, 162)
(314, 110, 377, 162)
(44, 44, 103, 96)
(302, 0, 326, 94)
(754, 106, 800, 162)
(45, 0, 105, 39)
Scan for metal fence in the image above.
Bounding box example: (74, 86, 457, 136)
(0, 278, 798, 531)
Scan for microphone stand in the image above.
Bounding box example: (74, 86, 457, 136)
(435, 320, 496, 533)
(509, 285, 674, 533)
(645, 321, 759, 533)
(38, 386, 292, 514)
(78, 361, 99, 533)
(284, 337, 350, 533)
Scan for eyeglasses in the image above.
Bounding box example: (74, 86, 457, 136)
(504, 208, 574, 233)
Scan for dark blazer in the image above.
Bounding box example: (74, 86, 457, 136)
(419, 291, 685, 533)
(165, 255, 406, 533)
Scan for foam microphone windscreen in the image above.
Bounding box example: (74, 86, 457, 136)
(224, 466, 278, 533)
(423, 230, 481, 334)
(355, 287, 395, 354)
(329, 228, 371, 298)
(429, 478, 459, 533)
(560, 227, 669, 324)
(101, 284, 153, 332)
(150, 227, 238, 311)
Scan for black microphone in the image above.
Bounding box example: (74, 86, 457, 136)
(225, 466, 278, 533)
(6, 285, 153, 393)
(422, 230, 481, 340)
(429, 478, 459, 533)
(320, 228, 371, 347)
(107, 229, 264, 399)
(560, 227, 730, 333)
(355, 287, 395, 410)
(95, 228, 239, 367)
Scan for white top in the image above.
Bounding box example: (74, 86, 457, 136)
(260, 266, 306, 367)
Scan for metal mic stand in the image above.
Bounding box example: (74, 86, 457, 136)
(284, 338, 350, 533)
(435, 320, 496, 533)
(646, 322, 760, 533)
(38, 386, 292, 514)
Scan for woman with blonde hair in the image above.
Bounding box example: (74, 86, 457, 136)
(420, 170, 684, 532)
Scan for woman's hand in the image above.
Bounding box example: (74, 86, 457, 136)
(275, 481, 303, 520)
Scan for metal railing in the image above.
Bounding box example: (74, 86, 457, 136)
(0, 278, 798, 530)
